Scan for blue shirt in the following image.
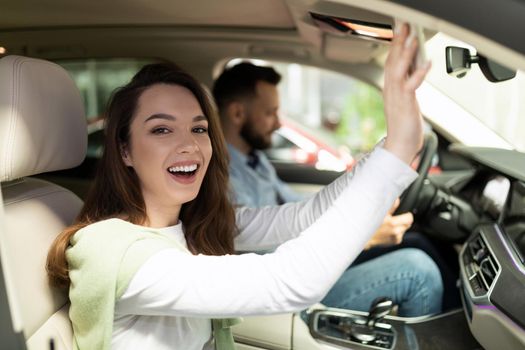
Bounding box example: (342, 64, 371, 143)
(227, 144, 304, 207)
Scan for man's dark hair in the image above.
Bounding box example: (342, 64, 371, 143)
(212, 62, 281, 115)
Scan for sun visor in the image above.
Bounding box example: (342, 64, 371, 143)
(324, 36, 383, 63)
(309, 1, 394, 41)
(307, 1, 392, 63)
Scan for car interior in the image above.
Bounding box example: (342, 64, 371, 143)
(0, 56, 85, 349)
(1, 0, 525, 350)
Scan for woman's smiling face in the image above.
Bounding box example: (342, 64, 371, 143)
(122, 83, 212, 217)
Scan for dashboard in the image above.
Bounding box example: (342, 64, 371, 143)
(478, 175, 510, 220)
(238, 144, 525, 350)
(425, 145, 525, 349)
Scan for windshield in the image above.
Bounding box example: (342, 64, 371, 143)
(425, 33, 525, 151)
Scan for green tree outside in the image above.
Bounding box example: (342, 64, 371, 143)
(336, 82, 386, 153)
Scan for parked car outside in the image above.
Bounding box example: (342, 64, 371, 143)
(267, 117, 355, 172)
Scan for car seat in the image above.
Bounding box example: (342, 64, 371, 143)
(0, 55, 87, 350)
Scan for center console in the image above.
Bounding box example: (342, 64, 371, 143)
(309, 309, 396, 349)
(307, 307, 481, 350)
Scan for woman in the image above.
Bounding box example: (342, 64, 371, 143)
(47, 24, 431, 350)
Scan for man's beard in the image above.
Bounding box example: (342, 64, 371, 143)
(240, 119, 272, 150)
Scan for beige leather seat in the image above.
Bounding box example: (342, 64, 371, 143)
(0, 55, 87, 350)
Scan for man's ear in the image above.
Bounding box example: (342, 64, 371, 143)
(120, 144, 132, 167)
(226, 101, 246, 126)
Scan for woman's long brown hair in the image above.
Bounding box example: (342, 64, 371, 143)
(47, 62, 237, 288)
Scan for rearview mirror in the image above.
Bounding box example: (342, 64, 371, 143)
(478, 56, 517, 82)
(446, 46, 516, 82)
(445, 46, 472, 78)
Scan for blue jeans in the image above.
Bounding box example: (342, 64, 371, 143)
(353, 231, 460, 311)
(321, 248, 443, 317)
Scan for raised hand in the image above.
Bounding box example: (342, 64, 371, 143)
(383, 22, 431, 165)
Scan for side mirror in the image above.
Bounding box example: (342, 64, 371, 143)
(446, 46, 516, 82)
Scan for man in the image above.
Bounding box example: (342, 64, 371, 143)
(212, 62, 461, 315)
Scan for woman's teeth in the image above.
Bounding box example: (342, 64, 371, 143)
(168, 164, 198, 175)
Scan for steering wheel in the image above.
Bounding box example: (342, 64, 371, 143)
(394, 131, 438, 215)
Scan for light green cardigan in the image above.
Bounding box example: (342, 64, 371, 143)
(67, 218, 240, 350)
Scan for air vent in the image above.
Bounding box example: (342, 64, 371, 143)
(479, 254, 499, 290)
(468, 235, 486, 261)
(465, 234, 500, 297)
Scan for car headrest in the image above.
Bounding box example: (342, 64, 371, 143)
(0, 55, 87, 181)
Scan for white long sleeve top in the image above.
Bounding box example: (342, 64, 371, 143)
(111, 147, 417, 350)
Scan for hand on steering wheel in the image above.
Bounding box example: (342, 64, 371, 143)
(394, 131, 438, 215)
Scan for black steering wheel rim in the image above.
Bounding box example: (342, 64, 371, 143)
(394, 131, 438, 215)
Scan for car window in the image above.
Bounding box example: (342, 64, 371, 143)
(225, 59, 386, 171)
(58, 58, 159, 157)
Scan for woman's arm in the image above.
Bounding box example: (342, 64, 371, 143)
(234, 143, 383, 252)
(116, 24, 427, 318)
(116, 148, 417, 318)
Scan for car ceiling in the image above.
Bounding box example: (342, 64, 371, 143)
(0, 0, 393, 84)
(1, 0, 524, 85)
(1, 0, 296, 29)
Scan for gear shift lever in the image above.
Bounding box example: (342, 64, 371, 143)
(366, 297, 394, 328)
(348, 297, 393, 343)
